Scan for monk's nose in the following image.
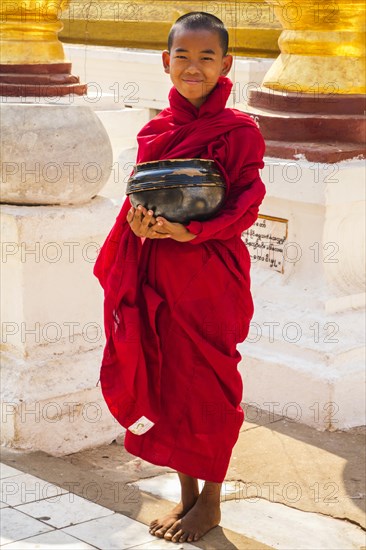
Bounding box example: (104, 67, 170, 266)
(185, 63, 201, 75)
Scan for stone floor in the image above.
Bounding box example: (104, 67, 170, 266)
(1, 408, 365, 549)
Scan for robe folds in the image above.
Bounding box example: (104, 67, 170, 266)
(93, 76, 266, 482)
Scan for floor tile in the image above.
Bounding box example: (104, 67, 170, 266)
(221, 499, 366, 549)
(16, 492, 114, 528)
(135, 474, 240, 502)
(127, 539, 197, 549)
(0, 464, 25, 479)
(0, 508, 53, 546)
(134, 474, 181, 503)
(0, 501, 9, 508)
(1, 529, 97, 549)
(1, 473, 67, 507)
(136, 475, 365, 549)
(239, 420, 261, 431)
(63, 513, 155, 550)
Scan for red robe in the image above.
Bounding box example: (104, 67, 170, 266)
(93, 76, 266, 482)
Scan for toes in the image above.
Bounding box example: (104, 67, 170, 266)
(179, 532, 189, 543)
(155, 527, 169, 538)
(183, 530, 201, 542)
(164, 529, 174, 540)
(149, 523, 163, 536)
(164, 520, 181, 540)
(171, 529, 184, 543)
(149, 519, 158, 529)
(164, 526, 178, 540)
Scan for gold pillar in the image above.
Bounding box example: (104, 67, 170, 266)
(60, 0, 281, 58)
(0, 0, 86, 96)
(0, 0, 70, 64)
(246, 0, 365, 162)
(261, 0, 366, 94)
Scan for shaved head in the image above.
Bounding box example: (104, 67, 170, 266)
(168, 12, 229, 56)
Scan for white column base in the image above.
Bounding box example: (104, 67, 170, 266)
(1, 348, 121, 455)
(239, 157, 366, 430)
(1, 197, 123, 454)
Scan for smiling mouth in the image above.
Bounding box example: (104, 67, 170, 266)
(183, 79, 204, 84)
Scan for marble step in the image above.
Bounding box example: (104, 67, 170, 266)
(0, 451, 274, 549)
(135, 473, 366, 550)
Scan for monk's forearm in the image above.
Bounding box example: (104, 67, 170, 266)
(154, 218, 197, 242)
(169, 229, 197, 242)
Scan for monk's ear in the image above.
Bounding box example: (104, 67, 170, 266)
(221, 54, 233, 76)
(162, 50, 171, 73)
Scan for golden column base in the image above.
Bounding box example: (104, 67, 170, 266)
(246, 0, 366, 161)
(247, 89, 365, 162)
(0, 63, 86, 97)
(0, 0, 70, 64)
(0, 0, 86, 96)
(262, 0, 366, 94)
(60, 0, 282, 58)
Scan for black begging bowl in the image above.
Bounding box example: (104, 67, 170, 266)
(126, 158, 226, 224)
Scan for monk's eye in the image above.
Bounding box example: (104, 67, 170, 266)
(202, 57, 214, 61)
(175, 55, 187, 59)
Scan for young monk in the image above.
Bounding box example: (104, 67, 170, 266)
(93, 12, 266, 544)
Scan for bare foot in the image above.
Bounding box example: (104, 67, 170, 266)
(149, 500, 198, 538)
(163, 494, 221, 543)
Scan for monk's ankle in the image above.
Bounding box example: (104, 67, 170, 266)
(180, 484, 200, 509)
(181, 491, 199, 510)
(178, 472, 200, 509)
(199, 481, 222, 507)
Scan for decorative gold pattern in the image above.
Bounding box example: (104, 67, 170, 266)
(262, 0, 366, 94)
(59, 0, 281, 58)
(0, 0, 70, 64)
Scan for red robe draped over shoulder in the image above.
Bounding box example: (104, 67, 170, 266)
(93, 76, 266, 482)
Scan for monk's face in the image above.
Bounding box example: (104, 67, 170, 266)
(162, 28, 233, 108)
